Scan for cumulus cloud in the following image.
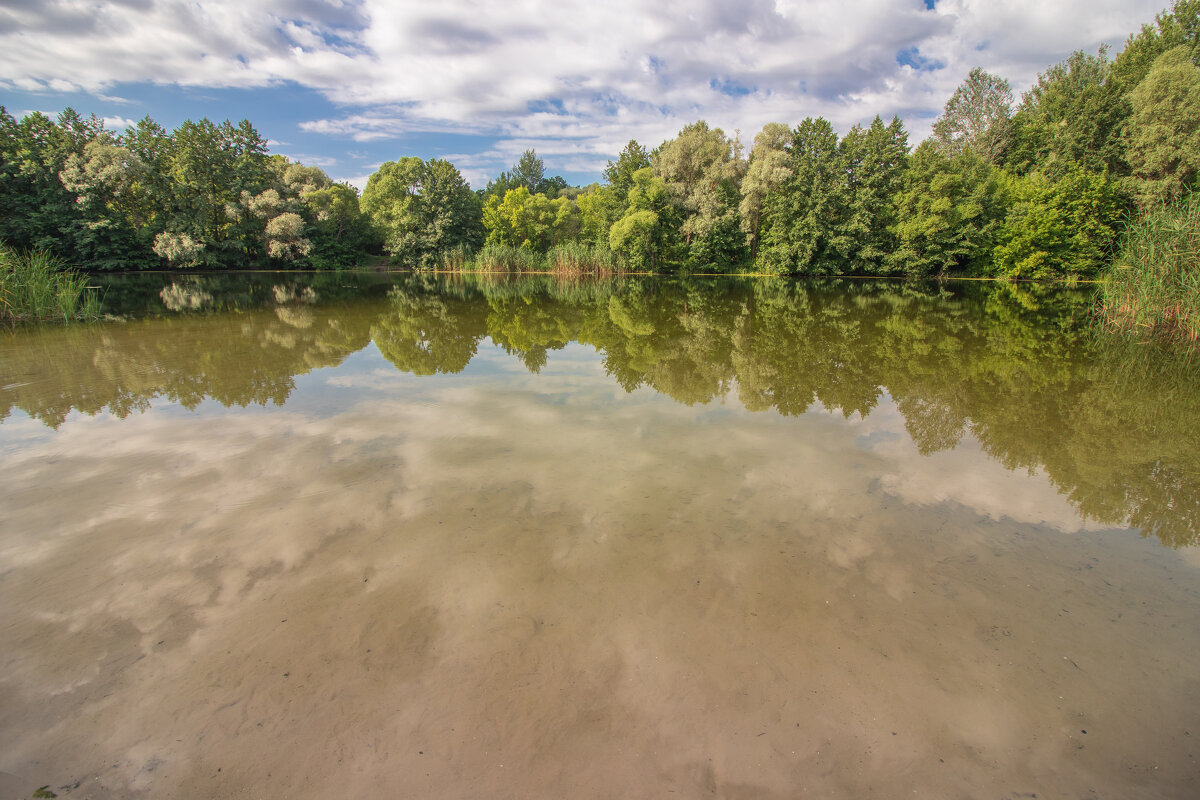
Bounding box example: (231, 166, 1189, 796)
(0, 0, 1165, 173)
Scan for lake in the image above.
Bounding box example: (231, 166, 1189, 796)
(1, 272, 1198, 799)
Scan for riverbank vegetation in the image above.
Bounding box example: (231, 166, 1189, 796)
(0, 245, 99, 325)
(0, 2, 1197, 340)
(1099, 195, 1200, 344)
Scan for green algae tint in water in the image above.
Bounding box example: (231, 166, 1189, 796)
(1, 273, 1198, 799)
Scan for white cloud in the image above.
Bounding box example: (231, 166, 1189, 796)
(102, 115, 138, 130)
(0, 0, 1166, 172)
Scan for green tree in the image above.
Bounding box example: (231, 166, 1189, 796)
(1110, 0, 1200, 93)
(512, 149, 546, 193)
(603, 139, 652, 202)
(653, 121, 746, 263)
(1006, 48, 1128, 177)
(757, 117, 845, 274)
(361, 157, 483, 267)
(0, 107, 102, 259)
(608, 168, 679, 269)
(576, 184, 623, 248)
(834, 116, 909, 272)
(932, 67, 1015, 165)
(887, 142, 1008, 276)
(481, 187, 578, 253)
(1123, 46, 1200, 208)
(58, 139, 146, 269)
(304, 182, 375, 268)
(739, 123, 793, 258)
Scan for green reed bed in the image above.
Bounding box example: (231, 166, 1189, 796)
(468, 244, 543, 273)
(1099, 197, 1200, 348)
(0, 246, 101, 326)
(438, 244, 473, 272)
(546, 242, 620, 277)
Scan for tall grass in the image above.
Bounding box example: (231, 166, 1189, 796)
(1098, 196, 1200, 348)
(439, 244, 472, 271)
(0, 245, 101, 326)
(546, 242, 621, 277)
(472, 244, 543, 273)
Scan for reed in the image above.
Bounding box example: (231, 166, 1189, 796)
(472, 244, 543, 273)
(546, 242, 620, 277)
(1098, 196, 1200, 349)
(438, 244, 472, 271)
(0, 245, 101, 326)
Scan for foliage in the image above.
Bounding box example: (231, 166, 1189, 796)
(361, 157, 482, 268)
(609, 210, 659, 270)
(482, 187, 579, 253)
(739, 123, 792, 257)
(993, 167, 1128, 279)
(608, 168, 680, 270)
(888, 143, 1009, 276)
(652, 120, 746, 263)
(931, 67, 1015, 165)
(603, 140, 652, 201)
(834, 116, 909, 272)
(482, 149, 569, 199)
(0, 107, 376, 271)
(1122, 46, 1200, 208)
(1006, 48, 1129, 177)
(757, 117, 846, 274)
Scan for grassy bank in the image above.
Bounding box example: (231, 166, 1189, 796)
(0, 246, 101, 326)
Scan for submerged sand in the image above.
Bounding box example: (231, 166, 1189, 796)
(1, 346, 1198, 799)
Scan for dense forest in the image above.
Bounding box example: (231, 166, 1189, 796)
(1, 3, 1197, 292)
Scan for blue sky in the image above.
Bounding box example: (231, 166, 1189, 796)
(0, 0, 1165, 190)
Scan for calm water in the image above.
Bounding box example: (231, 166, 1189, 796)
(1, 272, 1198, 799)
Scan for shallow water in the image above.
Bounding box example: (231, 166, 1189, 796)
(1, 273, 1198, 799)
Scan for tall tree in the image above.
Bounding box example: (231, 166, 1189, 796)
(739, 123, 793, 258)
(932, 67, 1015, 165)
(653, 120, 746, 265)
(1123, 46, 1200, 208)
(757, 117, 845, 274)
(603, 139, 652, 201)
(361, 157, 483, 267)
(512, 149, 546, 194)
(834, 116, 909, 272)
(993, 167, 1126, 279)
(887, 142, 1009, 276)
(1006, 48, 1128, 177)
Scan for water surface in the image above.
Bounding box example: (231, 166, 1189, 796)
(1, 273, 1198, 799)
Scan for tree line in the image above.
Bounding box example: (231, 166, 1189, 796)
(0, 112, 376, 271)
(1, 1, 1197, 280)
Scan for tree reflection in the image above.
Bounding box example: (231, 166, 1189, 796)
(2, 272, 1198, 547)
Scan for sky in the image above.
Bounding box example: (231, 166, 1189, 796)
(0, 0, 1167, 191)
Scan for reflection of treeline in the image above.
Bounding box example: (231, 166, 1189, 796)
(3, 275, 1197, 545)
(387, 276, 1200, 546)
(0, 301, 379, 428)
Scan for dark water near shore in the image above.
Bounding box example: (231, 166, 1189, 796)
(1, 272, 1198, 799)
